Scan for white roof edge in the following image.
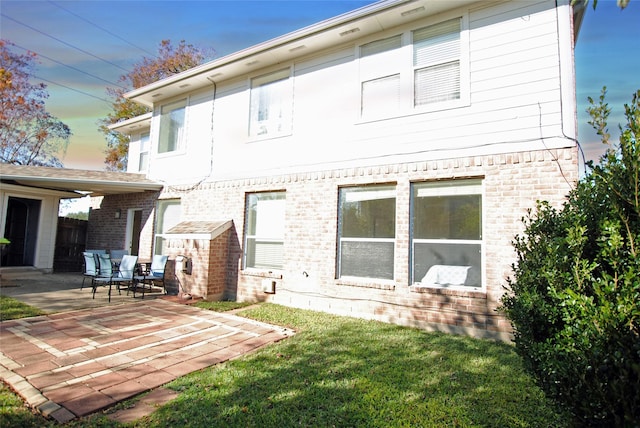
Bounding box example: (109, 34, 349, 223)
(3, 174, 162, 191)
(0, 181, 81, 198)
(125, 0, 414, 100)
(108, 112, 153, 131)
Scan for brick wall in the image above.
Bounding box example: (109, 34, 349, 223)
(94, 148, 577, 340)
(87, 191, 159, 258)
(162, 229, 230, 300)
(163, 148, 578, 340)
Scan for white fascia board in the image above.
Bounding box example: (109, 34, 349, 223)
(124, 0, 418, 104)
(0, 182, 81, 198)
(108, 112, 152, 134)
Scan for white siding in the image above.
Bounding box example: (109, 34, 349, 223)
(145, 0, 575, 182)
(147, 91, 215, 183)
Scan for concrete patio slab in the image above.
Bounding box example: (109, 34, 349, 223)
(0, 274, 293, 423)
(0, 271, 166, 312)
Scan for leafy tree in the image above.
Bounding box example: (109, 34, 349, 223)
(500, 88, 639, 427)
(64, 211, 88, 220)
(99, 40, 211, 171)
(0, 40, 71, 167)
(572, 0, 630, 9)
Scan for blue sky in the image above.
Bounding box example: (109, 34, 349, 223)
(1, 0, 638, 171)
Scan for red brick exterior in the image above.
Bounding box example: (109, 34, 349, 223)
(87, 191, 159, 259)
(92, 148, 577, 340)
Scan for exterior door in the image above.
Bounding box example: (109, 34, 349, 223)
(126, 209, 143, 256)
(2, 197, 41, 266)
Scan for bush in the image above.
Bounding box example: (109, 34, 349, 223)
(500, 88, 640, 427)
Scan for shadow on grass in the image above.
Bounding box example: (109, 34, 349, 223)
(137, 305, 565, 428)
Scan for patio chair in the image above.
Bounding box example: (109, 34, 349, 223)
(81, 252, 99, 289)
(109, 249, 129, 268)
(96, 253, 113, 278)
(132, 255, 169, 299)
(92, 255, 138, 302)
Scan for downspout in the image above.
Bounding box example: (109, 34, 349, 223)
(555, 0, 580, 147)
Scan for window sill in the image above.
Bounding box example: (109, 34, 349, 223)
(155, 149, 187, 158)
(357, 99, 470, 126)
(409, 284, 486, 299)
(241, 269, 283, 279)
(336, 278, 396, 291)
(247, 131, 293, 144)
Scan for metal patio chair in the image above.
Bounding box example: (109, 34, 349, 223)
(132, 255, 169, 299)
(92, 255, 138, 302)
(81, 252, 99, 290)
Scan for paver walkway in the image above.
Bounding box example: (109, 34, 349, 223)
(0, 299, 292, 423)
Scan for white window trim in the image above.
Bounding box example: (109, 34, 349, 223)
(155, 97, 188, 157)
(357, 11, 470, 123)
(243, 191, 286, 272)
(410, 179, 484, 291)
(248, 66, 294, 142)
(153, 199, 181, 256)
(138, 132, 150, 173)
(337, 185, 397, 281)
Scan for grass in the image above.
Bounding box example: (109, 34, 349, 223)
(1, 301, 567, 427)
(0, 297, 51, 426)
(0, 295, 45, 321)
(193, 300, 255, 312)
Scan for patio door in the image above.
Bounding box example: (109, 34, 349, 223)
(126, 209, 143, 256)
(2, 197, 41, 266)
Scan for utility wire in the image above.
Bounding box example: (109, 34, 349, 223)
(47, 0, 157, 59)
(11, 43, 126, 89)
(1, 13, 131, 73)
(34, 75, 112, 105)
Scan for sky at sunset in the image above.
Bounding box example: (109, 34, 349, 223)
(1, 0, 639, 172)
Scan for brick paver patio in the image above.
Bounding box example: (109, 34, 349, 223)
(0, 299, 292, 423)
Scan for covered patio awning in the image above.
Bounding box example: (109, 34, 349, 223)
(0, 164, 163, 197)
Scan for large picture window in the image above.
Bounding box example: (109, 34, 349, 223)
(158, 99, 186, 153)
(411, 180, 482, 288)
(338, 185, 396, 280)
(154, 199, 181, 255)
(244, 191, 286, 270)
(249, 69, 293, 138)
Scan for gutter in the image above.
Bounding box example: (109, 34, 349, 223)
(124, 0, 416, 100)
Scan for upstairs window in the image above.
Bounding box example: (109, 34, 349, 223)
(338, 185, 396, 280)
(158, 99, 186, 153)
(249, 68, 293, 138)
(138, 132, 149, 172)
(358, 16, 466, 120)
(360, 35, 402, 118)
(244, 191, 286, 270)
(413, 18, 461, 105)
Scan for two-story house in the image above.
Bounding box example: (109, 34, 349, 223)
(93, 0, 585, 340)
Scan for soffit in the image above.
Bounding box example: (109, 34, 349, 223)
(127, 0, 477, 107)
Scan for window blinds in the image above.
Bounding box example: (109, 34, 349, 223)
(413, 18, 461, 106)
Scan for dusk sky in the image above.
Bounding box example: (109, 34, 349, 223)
(1, 0, 639, 172)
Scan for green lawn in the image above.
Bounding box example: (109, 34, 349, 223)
(0, 295, 46, 321)
(1, 300, 567, 427)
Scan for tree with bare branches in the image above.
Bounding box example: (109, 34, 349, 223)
(0, 40, 71, 167)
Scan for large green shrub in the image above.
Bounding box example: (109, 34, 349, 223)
(500, 88, 639, 427)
